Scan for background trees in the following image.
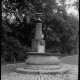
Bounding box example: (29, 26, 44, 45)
(1, 0, 79, 62)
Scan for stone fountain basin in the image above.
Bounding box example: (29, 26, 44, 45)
(16, 52, 70, 74)
(26, 54, 60, 65)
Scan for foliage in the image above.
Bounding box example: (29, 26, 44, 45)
(1, 0, 79, 61)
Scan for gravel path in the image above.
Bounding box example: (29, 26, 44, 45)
(1, 63, 78, 80)
(60, 55, 78, 65)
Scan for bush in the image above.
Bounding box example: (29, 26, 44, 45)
(1, 36, 31, 62)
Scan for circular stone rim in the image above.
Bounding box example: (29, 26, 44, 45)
(16, 67, 70, 74)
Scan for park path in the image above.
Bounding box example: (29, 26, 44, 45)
(60, 54, 78, 65)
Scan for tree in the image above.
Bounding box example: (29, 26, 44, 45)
(1, 0, 79, 61)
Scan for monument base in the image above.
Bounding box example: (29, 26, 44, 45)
(16, 53, 70, 74)
(26, 54, 60, 65)
(16, 67, 69, 74)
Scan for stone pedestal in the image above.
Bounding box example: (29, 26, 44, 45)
(35, 23, 43, 39)
(26, 55, 60, 65)
(31, 13, 45, 53)
(32, 39, 45, 53)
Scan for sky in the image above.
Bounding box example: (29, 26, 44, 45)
(56, 0, 79, 20)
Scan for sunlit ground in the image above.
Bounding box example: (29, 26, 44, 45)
(60, 54, 78, 65)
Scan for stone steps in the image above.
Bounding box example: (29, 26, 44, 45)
(16, 67, 70, 74)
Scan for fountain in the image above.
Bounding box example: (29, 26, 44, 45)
(16, 13, 70, 74)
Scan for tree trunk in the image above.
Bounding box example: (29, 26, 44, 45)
(11, 52, 16, 63)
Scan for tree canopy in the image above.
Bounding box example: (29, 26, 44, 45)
(1, 0, 79, 61)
